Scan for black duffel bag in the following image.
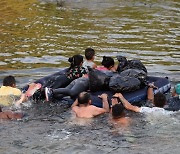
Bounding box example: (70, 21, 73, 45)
(117, 56, 147, 73)
(120, 69, 147, 86)
(109, 74, 141, 92)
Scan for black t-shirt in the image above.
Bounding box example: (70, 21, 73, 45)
(165, 96, 180, 111)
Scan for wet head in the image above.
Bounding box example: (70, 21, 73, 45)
(78, 92, 91, 106)
(154, 92, 166, 108)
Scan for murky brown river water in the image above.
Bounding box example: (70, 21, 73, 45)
(0, 0, 180, 153)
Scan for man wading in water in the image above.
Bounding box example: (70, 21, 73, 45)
(71, 92, 109, 118)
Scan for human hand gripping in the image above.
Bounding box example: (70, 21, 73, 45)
(148, 82, 158, 89)
(98, 93, 109, 112)
(113, 93, 124, 100)
(98, 93, 108, 100)
(113, 93, 126, 106)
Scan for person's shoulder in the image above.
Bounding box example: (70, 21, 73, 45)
(83, 60, 88, 64)
(0, 86, 21, 96)
(96, 66, 108, 71)
(11, 87, 22, 95)
(89, 105, 106, 112)
(72, 106, 79, 111)
(89, 105, 101, 109)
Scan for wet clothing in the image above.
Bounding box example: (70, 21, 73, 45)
(0, 86, 21, 96)
(53, 77, 89, 99)
(165, 96, 180, 111)
(140, 107, 166, 113)
(0, 86, 21, 106)
(0, 95, 20, 107)
(66, 66, 87, 80)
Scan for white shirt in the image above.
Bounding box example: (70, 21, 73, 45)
(82, 60, 95, 71)
(140, 107, 172, 115)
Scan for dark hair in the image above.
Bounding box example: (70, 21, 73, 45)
(0, 106, 2, 112)
(101, 56, 114, 69)
(68, 54, 83, 68)
(154, 92, 166, 108)
(112, 104, 125, 119)
(3, 75, 16, 87)
(85, 48, 95, 60)
(78, 92, 91, 105)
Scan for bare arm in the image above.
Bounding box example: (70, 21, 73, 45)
(147, 87, 154, 101)
(71, 99, 78, 108)
(114, 93, 141, 112)
(147, 82, 158, 101)
(98, 94, 110, 112)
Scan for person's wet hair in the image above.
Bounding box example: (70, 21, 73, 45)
(154, 92, 166, 108)
(101, 56, 115, 69)
(68, 54, 83, 68)
(85, 48, 95, 60)
(3, 75, 16, 87)
(78, 92, 91, 105)
(112, 103, 125, 119)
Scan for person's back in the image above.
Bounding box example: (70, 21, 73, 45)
(166, 83, 180, 111)
(71, 92, 109, 118)
(66, 54, 87, 81)
(73, 105, 105, 118)
(83, 48, 97, 71)
(0, 76, 21, 96)
(0, 76, 22, 106)
(96, 56, 116, 72)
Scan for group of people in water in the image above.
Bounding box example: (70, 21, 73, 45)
(0, 48, 180, 120)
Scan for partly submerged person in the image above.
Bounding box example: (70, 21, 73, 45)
(166, 83, 180, 111)
(111, 83, 172, 114)
(0, 106, 23, 120)
(0, 75, 40, 107)
(0, 75, 22, 97)
(71, 92, 109, 118)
